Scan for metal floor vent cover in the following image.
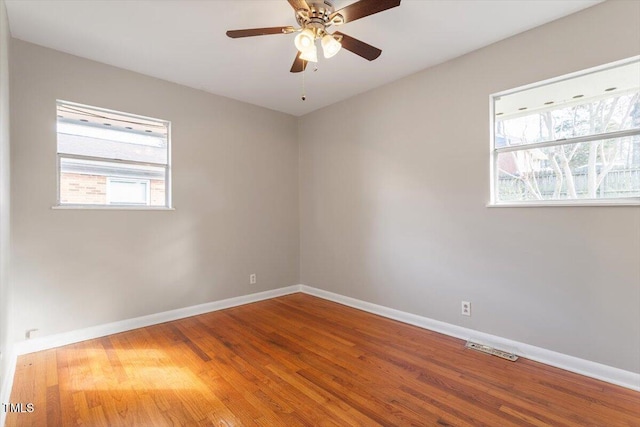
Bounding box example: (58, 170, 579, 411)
(465, 341, 518, 362)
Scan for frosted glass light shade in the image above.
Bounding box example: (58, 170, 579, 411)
(299, 45, 318, 63)
(321, 34, 342, 58)
(294, 29, 315, 52)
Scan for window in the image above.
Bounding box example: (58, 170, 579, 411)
(56, 101, 171, 208)
(490, 57, 640, 205)
(107, 178, 150, 205)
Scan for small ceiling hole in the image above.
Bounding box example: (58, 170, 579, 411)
(573, 94, 584, 99)
(605, 87, 617, 92)
(496, 112, 503, 116)
(544, 101, 554, 105)
(518, 107, 527, 111)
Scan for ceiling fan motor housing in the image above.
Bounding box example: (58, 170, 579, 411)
(296, 0, 341, 36)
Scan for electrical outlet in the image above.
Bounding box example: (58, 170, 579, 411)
(461, 301, 471, 316)
(249, 274, 256, 285)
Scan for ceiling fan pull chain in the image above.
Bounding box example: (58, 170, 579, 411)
(301, 60, 307, 101)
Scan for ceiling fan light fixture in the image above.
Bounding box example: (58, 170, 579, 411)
(299, 44, 318, 63)
(294, 28, 315, 52)
(321, 34, 342, 58)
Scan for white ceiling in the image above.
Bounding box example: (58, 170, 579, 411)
(5, 0, 602, 117)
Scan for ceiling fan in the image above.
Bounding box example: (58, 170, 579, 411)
(226, 0, 402, 73)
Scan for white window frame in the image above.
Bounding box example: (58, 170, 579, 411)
(55, 100, 172, 210)
(489, 56, 640, 207)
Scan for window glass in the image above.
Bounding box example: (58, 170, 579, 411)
(108, 178, 149, 205)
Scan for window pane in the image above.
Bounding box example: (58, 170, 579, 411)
(494, 60, 640, 148)
(496, 93, 639, 148)
(496, 136, 640, 202)
(60, 157, 166, 206)
(58, 125, 168, 164)
(108, 179, 149, 205)
(56, 101, 168, 164)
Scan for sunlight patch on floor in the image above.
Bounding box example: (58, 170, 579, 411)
(62, 348, 211, 392)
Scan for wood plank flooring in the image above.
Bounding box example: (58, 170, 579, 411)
(7, 293, 640, 426)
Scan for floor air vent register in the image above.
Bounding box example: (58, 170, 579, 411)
(465, 341, 519, 362)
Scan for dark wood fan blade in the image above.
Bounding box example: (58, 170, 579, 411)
(288, 0, 310, 11)
(226, 26, 295, 38)
(334, 32, 381, 61)
(330, 0, 401, 24)
(290, 51, 308, 73)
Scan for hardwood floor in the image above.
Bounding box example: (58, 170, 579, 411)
(7, 293, 640, 426)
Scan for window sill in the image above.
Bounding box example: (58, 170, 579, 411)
(487, 200, 640, 208)
(52, 205, 175, 211)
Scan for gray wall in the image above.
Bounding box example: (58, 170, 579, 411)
(10, 40, 299, 343)
(0, 0, 11, 391)
(299, 0, 640, 373)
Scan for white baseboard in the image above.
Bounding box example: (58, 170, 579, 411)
(299, 285, 640, 392)
(13, 286, 300, 356)
(4, 282, 638, 415)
